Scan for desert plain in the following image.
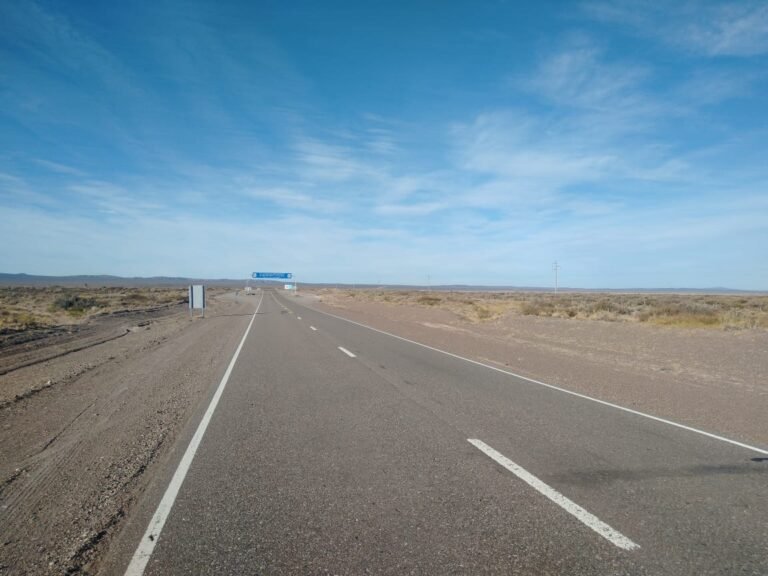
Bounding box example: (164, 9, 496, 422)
(0, 285, 766, 574)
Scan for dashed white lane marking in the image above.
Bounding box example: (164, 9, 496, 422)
(310, 326, 318, 331)
(124, 291, 264, 576)
(297, 316, 302, 320)
(308, 308, 768, 456)
(338, 346, 356, 358)
(468, 439, 640, 551)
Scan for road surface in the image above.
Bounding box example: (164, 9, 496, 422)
(106, 289, 767, 575)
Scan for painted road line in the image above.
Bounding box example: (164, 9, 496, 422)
(468, 439, 640, 551)
(309, 308, 768, 456)
(297, 316, 302, 320)
(338, 346, 356, 358)
(310, 326, 318, 331)
(124, 291, 264, 576)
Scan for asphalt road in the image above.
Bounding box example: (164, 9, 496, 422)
(110, 289, 767, 575)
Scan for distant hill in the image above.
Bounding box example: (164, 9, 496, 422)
(319, 283, 763, 294)
(0, 273, 252, 288)
(0, 273, 762, 294)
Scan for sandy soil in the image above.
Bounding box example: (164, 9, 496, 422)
(0, 292, 257, 575)
(305, 290, 768, 448)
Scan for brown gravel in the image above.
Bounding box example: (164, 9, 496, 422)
(305, 290, 768, 449)
(0, 292, 256, 575)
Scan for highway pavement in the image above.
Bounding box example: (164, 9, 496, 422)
(113, 289, 768, 575)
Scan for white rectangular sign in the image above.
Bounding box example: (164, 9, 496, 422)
(189, 285, 205, 309)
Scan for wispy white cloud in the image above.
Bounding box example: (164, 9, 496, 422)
(672, 68, 763, 105)
(365, 127, 399, 155)
(584, 1, 768, 57)
(454, 111, 618, 183)
(523, 41, 649, 110)
(293, 137, 380, 183)
(32, 159, 87, 176)
(68, 181, 166, 217)
(0, 171, 61, 208)
(3, 184, 764, 287)
(0, 0, 141, 119)
(374, 202, 446, 216)
(245, 186, 344, 214)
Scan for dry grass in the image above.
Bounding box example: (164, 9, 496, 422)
(319, 289, 768, 330)
(0, 286, 186, 331)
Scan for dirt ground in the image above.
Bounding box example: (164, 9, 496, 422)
(306, 290, 768, 448)
(0, 290, 257, 575)
(1, 287, 766, 574)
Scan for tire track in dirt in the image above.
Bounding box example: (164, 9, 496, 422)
(0, 293, 256, 575)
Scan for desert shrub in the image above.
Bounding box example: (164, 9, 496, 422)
(590, 299, 618, 313)
(0, 311, 43, 329)
(417, 295, 442, 306)
(520, 302, 540, 315)
(520, 300, 555, 316)
(121, 292, 150, 304)
(474, 304, 493, 320)
(17, 312, 41, 328)
(637, 299, 721, 327)
(52, 294, 99, 313)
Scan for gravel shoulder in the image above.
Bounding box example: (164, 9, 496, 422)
(299, 291, 768, 449)
(0, 291, 257, 575)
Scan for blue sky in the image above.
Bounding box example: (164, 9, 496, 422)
(1, 0, 767, 288)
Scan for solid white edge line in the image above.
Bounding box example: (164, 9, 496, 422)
(306, 307, 768, 456)
(338, 346, 356, 358)
(124, 291, 264, 576)
(468, 439, 640, 551)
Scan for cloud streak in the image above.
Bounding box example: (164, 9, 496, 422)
(584, 1, 768, 57)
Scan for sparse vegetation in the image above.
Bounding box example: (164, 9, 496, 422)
(319, 289, 768, 330)
(0, 286, 187, 331)
(417, 295, 442, 306)
(52, 294, 101, 315)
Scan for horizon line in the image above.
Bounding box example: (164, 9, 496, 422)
(0, 272, 765, 294)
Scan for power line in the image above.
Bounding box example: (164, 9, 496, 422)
(552, 261, 561, 293)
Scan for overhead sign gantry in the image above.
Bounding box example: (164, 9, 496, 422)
(252, 272, 292, 279)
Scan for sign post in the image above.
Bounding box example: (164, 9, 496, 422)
(189, 284, 206, 318)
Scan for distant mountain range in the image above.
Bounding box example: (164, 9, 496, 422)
(0, 273, 763, 294)
(0, 273, 249, 288)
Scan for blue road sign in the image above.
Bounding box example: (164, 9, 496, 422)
(252, 272, 293, 279)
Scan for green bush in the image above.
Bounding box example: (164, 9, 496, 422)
(52, 294, 99, 313)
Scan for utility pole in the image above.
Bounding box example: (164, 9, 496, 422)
(552, 261, 561, 293)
